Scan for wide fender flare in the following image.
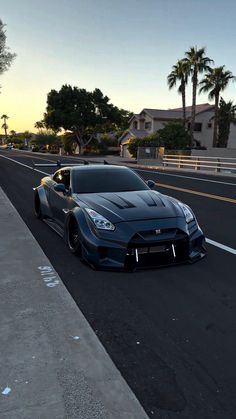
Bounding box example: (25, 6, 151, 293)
(64, 207, 90, 241)
(34, 186, 52, 218)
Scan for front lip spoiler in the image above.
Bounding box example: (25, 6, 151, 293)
(91, 242, 206, 272)
(91, 254, 206, 272)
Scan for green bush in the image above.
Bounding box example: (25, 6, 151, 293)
(49, 149, 59, 154)
(128, 133, 160, 158)
(127, 122, 191, 158)
(33, 132, 60, 148)
(158, 122, 191, 149)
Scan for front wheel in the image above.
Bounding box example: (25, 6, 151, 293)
(34, 192, 42, 219)
(66, 216, 82, 256)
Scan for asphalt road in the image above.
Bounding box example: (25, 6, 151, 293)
(1, 149, 236, 418)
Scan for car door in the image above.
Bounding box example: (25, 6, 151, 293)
(49, 169, 71, 226)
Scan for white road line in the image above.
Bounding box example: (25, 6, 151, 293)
(206, 238, 236, 255)
(1, 152, 236, 257)
(7, 150, 236, 185)
(0, 153, 50, 175)
(136, 168, 236, 186)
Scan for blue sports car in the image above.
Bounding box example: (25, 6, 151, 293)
(34, 164, 206, 271)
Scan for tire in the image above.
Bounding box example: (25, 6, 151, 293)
(34, 192, 42, 219)
(66, 216, 82, 256)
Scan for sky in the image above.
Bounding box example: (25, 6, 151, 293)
(1, 0, 236, 132)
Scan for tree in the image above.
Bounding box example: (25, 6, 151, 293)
(43, 85, 131, 154)
(127, 138, 144, 159)
(167, 59, 190, 127)
(8, 129, 16, 143)
(34, 120, 45, 131)
(217, 97, 236, 148)
(184, 47, 213, 144)
(157, 122, 191, 150)
(22, 130, 32, 147)
(62, 132, 77, 154)
(0, 19, 16, 86)
(1, 114, 9, 139)
(199, 66, 235, 147)
(10, 135, 24, 146)
(9, 129, 16, 137)
(33, 132, 60, 149)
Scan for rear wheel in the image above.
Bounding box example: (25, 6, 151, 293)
(66, 217, 82, 256)
(34, 193, 42, 219)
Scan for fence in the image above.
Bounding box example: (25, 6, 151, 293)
(162, 155, 236, 173)
(137, 147, 160, 160)
(136, 147, 236, 173)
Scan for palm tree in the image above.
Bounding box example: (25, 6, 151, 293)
(9, 129, 16, 145)
(1, 122, 8, 136)
(184, 47, 214, 144)
(167, 59, 190, 127)
(9, 129, 16, 137)
(217, 97, 236, 148)
(199, 66, 235, 147)
(1, 114, 9, 142)
(23, 130, 32, 148)
(34, 120, 45, 131)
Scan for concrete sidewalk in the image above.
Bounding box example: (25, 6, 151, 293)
(0, 187, 148, 419)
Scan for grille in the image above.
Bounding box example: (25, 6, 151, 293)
(130, 228, 187, 245)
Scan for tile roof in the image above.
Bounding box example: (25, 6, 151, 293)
(130, 128, 148, 138)
(171, 103, 214, 114)
(118, 129, 148, 143)
(143, 109, 186, 119)
(130, 104, 214, 121)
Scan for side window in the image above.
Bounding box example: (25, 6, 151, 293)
(60, 170, 71, 190)
(53, 170, 62, 183)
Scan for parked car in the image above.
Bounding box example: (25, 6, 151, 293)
(33, 164, 206, 271)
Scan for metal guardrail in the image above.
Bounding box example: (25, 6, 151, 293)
(162, 155, 236, 173)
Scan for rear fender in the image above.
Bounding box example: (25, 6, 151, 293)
(34, 186, 52, 218)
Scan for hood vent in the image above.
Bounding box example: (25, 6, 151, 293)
(98, 193, 135, 209)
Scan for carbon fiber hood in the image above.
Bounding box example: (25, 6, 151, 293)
(73, 190, 184, 223)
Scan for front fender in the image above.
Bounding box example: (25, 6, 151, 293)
(64, 207, 90, 239)
(34, 186, 53, 218)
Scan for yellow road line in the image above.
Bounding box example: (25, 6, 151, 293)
(157, 182, 236, 204)
(12, 151, 56, 163)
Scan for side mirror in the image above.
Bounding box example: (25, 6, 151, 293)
(147, 180, 156, 189)
(54, 183, 66, 194)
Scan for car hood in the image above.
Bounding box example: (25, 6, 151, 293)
(73, 190, 184, 223)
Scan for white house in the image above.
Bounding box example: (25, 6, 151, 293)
(119, 103, 236, 157)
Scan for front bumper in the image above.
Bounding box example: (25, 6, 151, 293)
(79, 217, 206, 271)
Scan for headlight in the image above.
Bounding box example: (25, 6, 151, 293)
(178, 202, 194, 223)
(85, 208, 115, 231)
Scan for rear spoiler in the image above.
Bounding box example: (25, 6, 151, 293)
(33, 159, 110, 168)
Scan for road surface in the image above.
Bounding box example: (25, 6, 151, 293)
(1, 149, 236, 418)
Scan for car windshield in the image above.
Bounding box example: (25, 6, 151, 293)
(72, 167, 149, 194)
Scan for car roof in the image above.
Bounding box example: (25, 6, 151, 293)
(60, 165, 131, 172)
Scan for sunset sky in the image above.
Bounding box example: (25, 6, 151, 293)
(1, 0, 236, 133)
